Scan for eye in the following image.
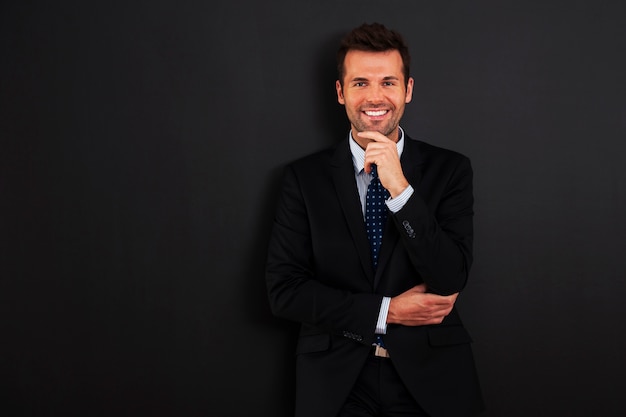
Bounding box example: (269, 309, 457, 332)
(354, 82, 366, 87)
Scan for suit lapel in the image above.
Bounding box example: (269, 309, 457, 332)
(330, 141, 376, 284)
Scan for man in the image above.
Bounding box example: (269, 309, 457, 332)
(266, 22, 484, 417)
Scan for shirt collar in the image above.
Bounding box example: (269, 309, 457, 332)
(349, 127, 405, 174)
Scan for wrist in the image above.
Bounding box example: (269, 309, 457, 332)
(388, 180, 409, 199)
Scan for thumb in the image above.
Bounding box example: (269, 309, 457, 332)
(411, 283, 428, 293)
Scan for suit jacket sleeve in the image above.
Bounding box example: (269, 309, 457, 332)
(265, 162, 382, 344)
(391, 151, 474, 295)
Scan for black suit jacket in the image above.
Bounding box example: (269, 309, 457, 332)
(266, 135, 484, 417)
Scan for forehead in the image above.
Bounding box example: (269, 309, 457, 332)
(343, 49, 404, 80)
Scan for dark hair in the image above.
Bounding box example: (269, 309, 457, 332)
(336, 22, 411, 86)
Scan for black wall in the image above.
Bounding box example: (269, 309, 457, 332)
(2, 1, 625, 416)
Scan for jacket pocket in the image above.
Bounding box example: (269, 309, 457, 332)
(296, 333, 331, 354)
(427, 326, 473, 347)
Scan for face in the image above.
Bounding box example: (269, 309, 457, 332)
(336, 49, 414, 144)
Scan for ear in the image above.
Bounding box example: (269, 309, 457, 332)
(405, 77, 414, 103)
(336, 80, 345, 105)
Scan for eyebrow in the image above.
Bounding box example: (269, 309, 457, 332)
(350, 76, 400, 82)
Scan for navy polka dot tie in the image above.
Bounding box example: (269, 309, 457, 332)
(365, 165, 390, 269)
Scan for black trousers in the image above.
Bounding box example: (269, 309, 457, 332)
(337, 354, 429, 417)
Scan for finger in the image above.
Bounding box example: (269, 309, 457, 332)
(422, 293, 457, 306)
(363, 147, 398, 174)
(403, 316, 446, 326)
(356, 130, 391, 143)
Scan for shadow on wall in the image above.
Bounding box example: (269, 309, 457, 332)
(313, 30, 350, 146)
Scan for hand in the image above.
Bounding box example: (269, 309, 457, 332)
(357, 131, 409, 198)
(387, 284, 459, 326)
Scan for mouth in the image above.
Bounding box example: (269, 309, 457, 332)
(363, 109, 389, 118)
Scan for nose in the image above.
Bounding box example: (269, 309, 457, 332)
(366, 84, 384, 104)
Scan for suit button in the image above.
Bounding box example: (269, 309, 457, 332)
(343, 331, 362, 341)
(402, 220, 416, 238)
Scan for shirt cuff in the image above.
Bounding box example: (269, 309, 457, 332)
(386, 185, 414, 213)
(375, 296, 391, 334)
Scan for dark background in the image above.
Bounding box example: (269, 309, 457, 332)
(2, 1, 625, 416)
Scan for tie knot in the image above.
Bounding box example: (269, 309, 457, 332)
(371, 164, 378, 178)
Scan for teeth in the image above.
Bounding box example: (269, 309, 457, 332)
(365, 110, 387, 116)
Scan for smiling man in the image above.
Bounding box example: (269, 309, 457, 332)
(337, 48, 411, 140)
(266, 23, 484, 417)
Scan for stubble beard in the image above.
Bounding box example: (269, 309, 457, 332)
(351, 112, 399, 138)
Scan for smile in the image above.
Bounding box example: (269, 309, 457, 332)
(364, 110, 388, 117)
